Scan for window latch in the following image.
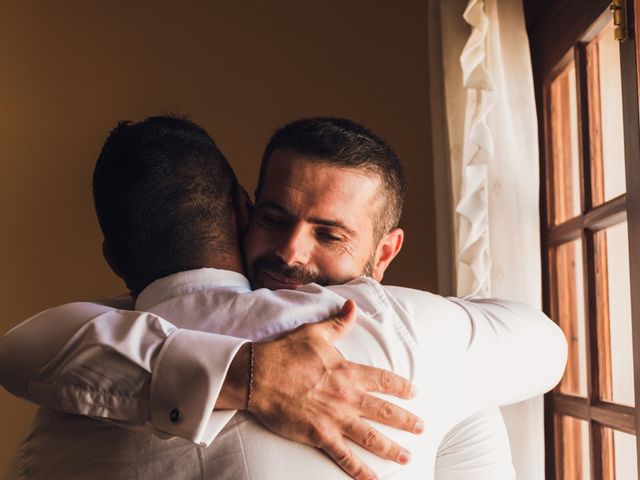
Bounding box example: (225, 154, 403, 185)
(610, 0, 628, 42)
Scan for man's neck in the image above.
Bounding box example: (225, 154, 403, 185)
(127, 246, 246, 298)
(202, 246, 245, 276)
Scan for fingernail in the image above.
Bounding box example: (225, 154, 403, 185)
(409, 384, 418, 398)
(414, 420, 425, 434)
(398, 450, 412, 464)
(341, 300, 353, 315)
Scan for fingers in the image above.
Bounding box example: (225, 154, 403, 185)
(358, 393, 424, 434)
(344, 419, 412, 466)
(319, 436, 379, 480)
(357, 364, 416, 400)
(317, 299, 358, 342)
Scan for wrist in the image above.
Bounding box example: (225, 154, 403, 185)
(247, 342, 255, 410)
(215, 342, 251, 410)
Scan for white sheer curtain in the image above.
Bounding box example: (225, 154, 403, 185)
(429, 0, 544, 478)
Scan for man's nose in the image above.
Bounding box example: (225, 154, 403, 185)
(275, 224, 312, 266)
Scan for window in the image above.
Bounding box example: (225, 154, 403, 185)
(526, 0, 640, 478)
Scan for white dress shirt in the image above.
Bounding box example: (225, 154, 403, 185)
(0, 268, 566, 479)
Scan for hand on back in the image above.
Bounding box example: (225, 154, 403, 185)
(249, 300, 424, 480)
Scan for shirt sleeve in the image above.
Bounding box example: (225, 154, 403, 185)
(447, 297, 568, 407)
(385, 287, 567, 415)
(0, 301, 247, 446)
(434, 408, 516, 480)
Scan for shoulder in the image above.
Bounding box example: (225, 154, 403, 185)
(325, 277, 445, 313)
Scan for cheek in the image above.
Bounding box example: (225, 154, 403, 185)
(244, 223, 291, 263)
(317, 251, 362, 280)
(332, 239, 377, 278)
(243, 224, 267, 262)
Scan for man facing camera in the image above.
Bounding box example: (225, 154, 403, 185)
(0, 116, 566, 479)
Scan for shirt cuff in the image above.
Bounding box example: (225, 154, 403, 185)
(149, 329, 248, 445)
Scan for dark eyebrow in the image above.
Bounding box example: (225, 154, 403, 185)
(256, 201, 356, 236)
(255, 201, 293, 216)
(308, 217, 356, 236)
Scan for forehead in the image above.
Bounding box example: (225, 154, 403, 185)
(258, 150, 382, 216)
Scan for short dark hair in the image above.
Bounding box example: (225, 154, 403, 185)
(257, 117, 406, 241)
(93, 115, 237, 294)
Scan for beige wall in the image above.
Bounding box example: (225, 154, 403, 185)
(0, 1, 435, 470)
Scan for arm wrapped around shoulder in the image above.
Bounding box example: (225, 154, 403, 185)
(0, 301, 173, 420)
(450, 297, 568, 406)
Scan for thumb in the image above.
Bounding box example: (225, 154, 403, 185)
(320, 299, 358, 343)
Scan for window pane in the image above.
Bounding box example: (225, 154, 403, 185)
(586, 21, 626, 205)
(612, 429, 638, 480)
(555, 415, 591, 479)
(596, 221, 635, 406)
(554, 239, 588, 396)
(550, 60, 581, 224)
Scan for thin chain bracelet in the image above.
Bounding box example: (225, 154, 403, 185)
(247, 342, 255, 410)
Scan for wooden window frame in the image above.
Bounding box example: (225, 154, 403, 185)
(526, 0, 640, 477)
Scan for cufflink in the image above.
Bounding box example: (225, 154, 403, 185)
(170, 408, 182, 424)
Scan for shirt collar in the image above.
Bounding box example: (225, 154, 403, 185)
(135, 268, 251, 310)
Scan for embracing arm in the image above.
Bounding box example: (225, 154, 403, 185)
(0, 300, 421, 480)
(385, 288, 567, 415)
(0, 301, 247, 441)
(451, 297, 568, 406)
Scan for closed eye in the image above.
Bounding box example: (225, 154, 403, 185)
(257, 212, 290, 229)
(316, 229, 343, 243)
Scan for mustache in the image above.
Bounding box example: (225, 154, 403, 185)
(249, 256, 330, 286)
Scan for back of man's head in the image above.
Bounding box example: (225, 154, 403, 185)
(257, 117, 406, 242)
(93, 115, 238, 295)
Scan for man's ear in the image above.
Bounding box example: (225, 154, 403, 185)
(230, 185, 252, 235)
(371, 228, 404, 282)
(102, 241, 124, 280)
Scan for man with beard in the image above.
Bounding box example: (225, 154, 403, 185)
(0, 116, 566, 479)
